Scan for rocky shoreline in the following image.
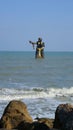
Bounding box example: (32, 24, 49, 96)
(0, 100, 73, 130)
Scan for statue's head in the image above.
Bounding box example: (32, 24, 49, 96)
(38, 37, 42, 42)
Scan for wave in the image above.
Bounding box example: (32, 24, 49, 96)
(0, 87, 73, 101)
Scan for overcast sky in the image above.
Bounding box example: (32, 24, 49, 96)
(0, 0, 73, 51)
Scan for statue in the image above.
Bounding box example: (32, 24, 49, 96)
(29, 37, 45, 58)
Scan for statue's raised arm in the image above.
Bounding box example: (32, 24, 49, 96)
(29, 40, 36, 49)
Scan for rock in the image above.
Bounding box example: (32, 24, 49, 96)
(17, 121, 31, 130)
(0, 100, 33, 129)
(54, 103, 73, 130)
(28, 121, 50, 130)
(17, 121, 50, 130)
(16, 119, 59, 130)
(35, 117, 54, 129)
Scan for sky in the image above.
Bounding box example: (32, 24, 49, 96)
(0, 0, 73, 51)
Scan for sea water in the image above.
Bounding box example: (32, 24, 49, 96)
(0, 51, 73, 119)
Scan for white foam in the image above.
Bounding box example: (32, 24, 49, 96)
(0, 87, 73, 101)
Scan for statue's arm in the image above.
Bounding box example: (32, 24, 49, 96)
(29, 41, 36, 44)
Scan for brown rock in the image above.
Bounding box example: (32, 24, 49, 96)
(17, 119, 59, 130)
(0, 100, 33, 129)
(54, 103, 73, 130)
(35, 117, 54, 129)
(16, 121, 50, 130)
(28, 121, 50, 130)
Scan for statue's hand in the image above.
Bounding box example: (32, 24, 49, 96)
(29, 41, 32, 43)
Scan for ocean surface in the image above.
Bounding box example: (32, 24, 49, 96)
(0, 51, 73, 119)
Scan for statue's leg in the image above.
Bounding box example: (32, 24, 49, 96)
(35, 48, 38, 58)
(41, 49, 44, 58)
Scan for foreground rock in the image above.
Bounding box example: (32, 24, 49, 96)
(1, 100, 73, 130)
(16, 120, 59, 130)
(54, 103, 73, 130)
(35, 117, 54, 129)
(0, 100, 33, 129)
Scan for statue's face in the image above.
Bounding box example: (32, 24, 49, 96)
(38, 38, 42, 42)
